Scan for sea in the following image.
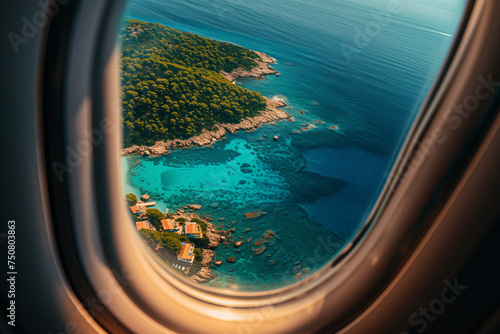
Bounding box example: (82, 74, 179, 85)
(121, 0, 466, 290)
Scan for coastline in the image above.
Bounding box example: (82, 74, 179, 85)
(122, 51, 291, 156)
(122, 97, 288, 156)
(220, 50, 279, 82)
(122, 50, 289, 157)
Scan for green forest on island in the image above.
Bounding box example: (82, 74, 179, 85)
(120, 19, 268, 147)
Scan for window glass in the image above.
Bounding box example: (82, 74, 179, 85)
(120, 0, 466, 291)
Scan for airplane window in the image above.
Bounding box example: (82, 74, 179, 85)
(119, 0, 467, 291)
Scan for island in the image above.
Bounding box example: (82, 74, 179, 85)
(120, 19, 289, 155)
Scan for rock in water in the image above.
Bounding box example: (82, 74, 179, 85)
(227, 256, 235, 263)
(235, 241, 243, 248)
(214, 260, 222, 266)
(141, 194, 151, 201)
(273, 135, 279, 141)
(184, 204, 202, 210)
(253, 246, 266, 255)
(201, 249, 215, 267)
(244, 209, 267, 219)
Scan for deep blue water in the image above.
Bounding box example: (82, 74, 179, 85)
(122, 0, 465, 290)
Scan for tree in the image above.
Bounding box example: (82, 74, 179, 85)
(161, 233, 182, 254)
(120, 19, 268, 147)
(125, 193, 138, 206)
(139, 230, 183, 254)
(146, 208, 165, 230)
(139, 229, 162, 247)
(193, 248, 203, 262)
(191, 236, 210, 248)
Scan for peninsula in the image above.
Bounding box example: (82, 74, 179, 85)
(120, 19, 289, 155)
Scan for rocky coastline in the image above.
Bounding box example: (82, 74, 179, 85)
(220, 50, 279, 82)
(122, 97, 289, 156)
(122, 50, 286, 157)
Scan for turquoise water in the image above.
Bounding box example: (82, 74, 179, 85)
(122, 0, 466, 290)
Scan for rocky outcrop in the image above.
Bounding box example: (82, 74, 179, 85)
(189, 267, 216, 283)
(201, 249, 215, 267)
(122, 141, 171, 156)
(122, 126, 226, 156)
(206, 226, 222, 249)
(184, 204, 202, 211)
(244, 209, 267, 219)
(220, 51, 277, 82)
(222, 97, 288, 135)
(253, 246, 266, 255)
(188, 249, 217, 283)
